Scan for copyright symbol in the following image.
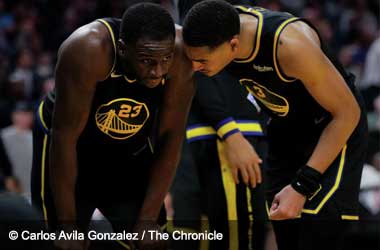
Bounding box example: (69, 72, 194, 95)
(9, 230, 18, 240)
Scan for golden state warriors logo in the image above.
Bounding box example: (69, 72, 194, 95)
(240, 79, 289, 116)
(95, 98, 149, 140)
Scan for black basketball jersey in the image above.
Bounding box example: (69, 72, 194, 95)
(226, 6, 357, 133)
(43, 18, 165, 170)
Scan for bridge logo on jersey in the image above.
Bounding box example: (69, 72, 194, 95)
(239, 79, 289, 116)
(95, 98, 150, 140)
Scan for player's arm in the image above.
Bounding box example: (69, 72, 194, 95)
(278, 22, 360, 174)
(134, 30, 195, 249)
(138, 31, 195, 222)
(269, 21, 360, 220)
(50, 22, 112, 230)
(195, 74, 262, 187)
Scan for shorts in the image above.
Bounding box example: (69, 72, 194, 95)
(265, 103, 368, 219)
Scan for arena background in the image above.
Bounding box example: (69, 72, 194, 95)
(0, 0, 379, 250)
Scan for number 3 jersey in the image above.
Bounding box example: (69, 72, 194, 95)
(225, 6, 368, 216)
(225, 6, 367, 150)
(39, 18, 164, 176)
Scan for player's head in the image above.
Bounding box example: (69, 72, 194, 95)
(183, 0, 240, 76)
(118, 3, 175, 87)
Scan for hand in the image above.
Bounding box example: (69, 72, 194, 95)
(223, 132, 262, 187)
(133, 221, 167, 250)
(269, 185, 307, 220)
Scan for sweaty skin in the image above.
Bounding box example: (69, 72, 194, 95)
(50, 21, 194, 250)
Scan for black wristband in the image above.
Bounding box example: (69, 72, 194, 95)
(291, 165, 322, 199)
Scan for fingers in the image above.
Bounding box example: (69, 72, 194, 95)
(269, 195, 280, 219)
(235, 162, 262, 188)
(247, 157, 262, 187)
(231, 167, 239, 184)
(240, 167, 249, 186)
(270, 195, 280, 212)
(269, 193, 303, 220)
(253, 162, 262, 185)
(246, 163, 257, 188)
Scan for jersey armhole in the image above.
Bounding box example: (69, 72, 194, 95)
(96, 19, 117, 78)
(273, 17, 300, 83)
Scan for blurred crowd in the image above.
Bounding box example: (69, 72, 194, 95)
(0, 0, 379, 241)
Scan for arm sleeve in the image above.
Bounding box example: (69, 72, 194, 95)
(194, 73, 240, 140)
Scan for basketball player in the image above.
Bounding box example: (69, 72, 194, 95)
(32, 3, 194, 250)
(182, 1, 368, 249)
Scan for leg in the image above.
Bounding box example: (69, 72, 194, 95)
(194, 140, 229, 250)
(31, 121, 56, 230)
(32, 120, 95, 232)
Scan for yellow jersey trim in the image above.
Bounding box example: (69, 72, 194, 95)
(186, 122, 263, 141)
(97, 19, 117, 79)
(38, 101, 48, 131)
(124, 75, 137, 83)
(187, 126, 216, 139)
(273, 17, 299, 82)
(302, 145, 347, 214)
(41, 134, 49, 226)
(116, 240, 131, 250)
(217, 120, 239, 139)
(217, 140, 239, 250)
(237, 122, 262, 132)
(265, 201, 270, 218)
(160, 223, 167, 231)
(308, 184, 322, 201)
(341, 215, 359, 220)
(234, 6, 263, 63)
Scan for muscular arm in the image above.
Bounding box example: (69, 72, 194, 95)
(50, 22, 112, 228)
(269, 21, 360, 220)
(278, 22, 360, 174)
(138, 29, 195, 221)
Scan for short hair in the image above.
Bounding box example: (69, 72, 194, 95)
(120, 3, 175, 45)
(183, 0, 240, 48)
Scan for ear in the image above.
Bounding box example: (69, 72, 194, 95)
(230, 35, 239, 53)
(117, 39, 127, 58)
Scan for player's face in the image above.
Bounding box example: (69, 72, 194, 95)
(124, 37, 175, 88)
(185, 41, 236, 77)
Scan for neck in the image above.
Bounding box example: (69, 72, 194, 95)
(236, 14, 258, 59)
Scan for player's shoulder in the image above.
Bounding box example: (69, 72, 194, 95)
(279, 20, 320, 49)
(58, 20, 113, 61)
(56, 20, 114, 79)
(275, 20, 322, 65)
